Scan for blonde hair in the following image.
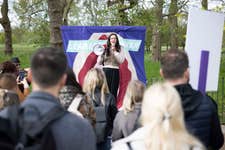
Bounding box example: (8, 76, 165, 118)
(122, 80, 145, 115)
(83, 68, 109, 105)
(141, 82, 204, 150)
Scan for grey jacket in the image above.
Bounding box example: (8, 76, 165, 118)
(112, 103, 141, 141)
(0, 91, 96, 150)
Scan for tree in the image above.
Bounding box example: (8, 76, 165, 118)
(13, 0, 47, 29)
(129, 5, 155, 52)
(47, 0, 75, 48)
(0, 0, 13, 55)
(14, 0, 74, 48)
(168, 0, 178, 49)
(107, 0, 138, 25)
(76, 0, 110, 25)
(13, 0, 50, 45)
(62, 0, 73, 25)
(202, 0, 208, 10)
(47, 0, 64, 49)
(151, 0, 164, 62)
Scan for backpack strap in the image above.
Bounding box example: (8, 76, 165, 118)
(21, 105, 67, 137)
(133, 109, 141, 131)
(15, 105, 66, 150)
(4, 104, 66, 150)
(7, 104, 20, 139)
(92, 98, 99, 106)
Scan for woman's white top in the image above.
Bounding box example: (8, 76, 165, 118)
(111, 127, 204, 150)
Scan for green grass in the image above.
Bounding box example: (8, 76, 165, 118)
(0, 44, 39, 68)
(144, 52, 162, 86)
(144, 52, 160, 78)
(220, 53, 225, 77)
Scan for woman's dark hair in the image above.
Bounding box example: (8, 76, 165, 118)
(0, 61, 18, 76)
(11, 57, 20, 64)
(65, 67, 83, 94)
(105, 33, 121, 56)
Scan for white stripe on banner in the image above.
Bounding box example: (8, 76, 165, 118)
(67, 39, 142, 52)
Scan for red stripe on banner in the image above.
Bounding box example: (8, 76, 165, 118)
(78, 52, 97, 86)
(99, 34, 108, 40)
(78, 34, 108, 86)
(117, 59, 131, 108)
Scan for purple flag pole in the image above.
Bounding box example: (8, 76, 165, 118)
(198, 50, 209, 93)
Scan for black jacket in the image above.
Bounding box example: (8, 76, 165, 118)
(175, 84, 224, 150)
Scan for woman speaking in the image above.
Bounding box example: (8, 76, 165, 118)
(96, 33, 125, 101)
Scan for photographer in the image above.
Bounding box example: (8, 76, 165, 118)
(11, 57, 30, 101)
(7, 57, 30, 102)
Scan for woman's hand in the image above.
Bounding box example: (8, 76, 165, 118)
(111, 46, 116, 52)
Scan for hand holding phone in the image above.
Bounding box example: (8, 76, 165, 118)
(18, 70, 27, 82)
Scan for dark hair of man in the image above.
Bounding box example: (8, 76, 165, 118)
(105, 33, 121, 56)
(160, 49, 189, 80)
(31, 47, 67, 88)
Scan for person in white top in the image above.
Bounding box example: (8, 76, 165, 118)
(111, 82, 205, 150)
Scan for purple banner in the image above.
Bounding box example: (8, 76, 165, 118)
(198, 50, 209, 93)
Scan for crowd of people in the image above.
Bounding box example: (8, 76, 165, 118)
(0, 34, 224, 150)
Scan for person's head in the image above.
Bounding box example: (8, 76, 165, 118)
(11, 57, 20, 70)
(141, 82, 204, 150)
(106, 33, 121, 55)
(64, 66, 83, 94)
(122, 80, 145, 114)
(58, 67, 83, 109)
(0, 61, 18, 76)
(83, 68, 109, 105)
(160, 49, 189, 83)
(31, 47, 67, 92)
(0, 73, 17, 91)
(0, 72, 19, 110)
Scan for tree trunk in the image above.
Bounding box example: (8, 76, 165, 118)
(47, 0, 64, 49)
(151, 0, 164, 62)
(168, 0, 178, 49)
(62, 0, 73, 25)
(0, 0, 13, 55)
(201, 0, 208, 10)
